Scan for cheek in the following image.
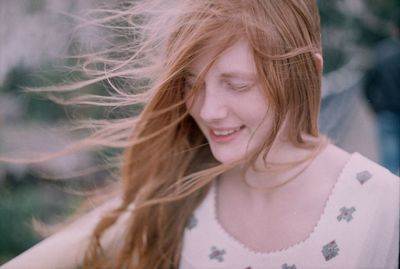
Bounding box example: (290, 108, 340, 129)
(244, 92, 270, 121)
(243, 96, 273, 137)
(251, 104, 275, 143)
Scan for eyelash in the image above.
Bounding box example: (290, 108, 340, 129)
(184, 79, 251, 92)
(225, 81, 250, 92)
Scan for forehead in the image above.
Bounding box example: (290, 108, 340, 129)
(189, 39, 257, 79)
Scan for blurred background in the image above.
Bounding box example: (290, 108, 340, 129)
(0, 0, 399, 264)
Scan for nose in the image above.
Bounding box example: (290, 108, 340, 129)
(198, 86, 228, 122)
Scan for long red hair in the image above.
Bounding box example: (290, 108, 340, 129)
(38, 0, 326, 268)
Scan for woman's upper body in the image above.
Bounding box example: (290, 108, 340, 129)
(1, 0, 399, 268)
(180, 145, 399, 269)
(2, 145, 398, 269)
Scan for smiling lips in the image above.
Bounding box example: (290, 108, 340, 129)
(209, 126, 244, 143)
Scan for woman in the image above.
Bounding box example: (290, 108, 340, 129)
(2, 0, 398, 268)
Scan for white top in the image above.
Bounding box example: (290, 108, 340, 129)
(180, 153, 399, 269)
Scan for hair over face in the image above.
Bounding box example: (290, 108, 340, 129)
(161, 0, 323, 163)
(80, 1, 325, 268)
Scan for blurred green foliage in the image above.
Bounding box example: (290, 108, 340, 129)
(0, 175, 79, 263)
(319, 0, 400, 73)
(2, 67, 68, 122)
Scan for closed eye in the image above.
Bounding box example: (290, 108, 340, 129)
(224, 81, 252, 92)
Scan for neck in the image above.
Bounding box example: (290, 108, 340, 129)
(222, 134, 327, 191)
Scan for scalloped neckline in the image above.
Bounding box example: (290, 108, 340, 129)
(210, 152, 356, 256)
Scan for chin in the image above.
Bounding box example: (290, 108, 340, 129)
(210, 147, 244, 164)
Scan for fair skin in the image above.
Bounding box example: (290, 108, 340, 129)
(185, 40, 271, 164)
(3, 41, 349, 267)
(187, 39, 350, 252)
(217, 145, 349, 252)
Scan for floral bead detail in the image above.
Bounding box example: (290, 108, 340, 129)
(186, 215, 198, 230)
(209, 246, 226, 262)
(282, 263, 297, 269)
(356, 170, 372, 185)
(337, 206, 356, 222)
(322, 240, 340, 261)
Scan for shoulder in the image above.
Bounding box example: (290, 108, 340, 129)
(340, 152, 399, 224)
(346, 152, 399, 192)
(320, 144, 399, 213)
(340, 153, 399, 268)
(322, 144, 398, 191)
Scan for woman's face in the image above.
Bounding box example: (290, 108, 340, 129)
(186, 39, 274, 163)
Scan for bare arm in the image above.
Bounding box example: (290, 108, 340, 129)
(1, 196, 124, 269)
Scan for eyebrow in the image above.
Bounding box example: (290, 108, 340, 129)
(185, 71, 257, 81)
(220, 72, 257, 81)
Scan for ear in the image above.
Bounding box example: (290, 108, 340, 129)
(314, 53, 323, 74)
